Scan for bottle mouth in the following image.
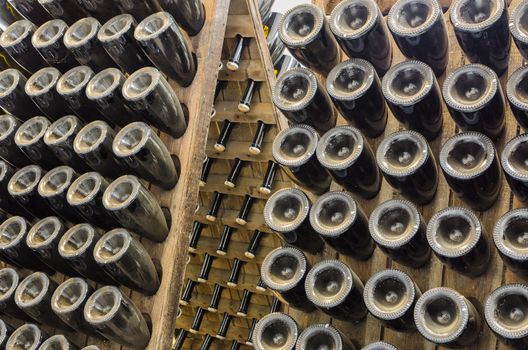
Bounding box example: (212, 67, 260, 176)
(361, 342, 399, 350)
(25, 68, 61, 96)
(485, 284, 528, 339)
(451, 0, 503, 32)
(309, 191, 358, 236)
(0, 216, 26, 249)
(9, 166, 43, 197)
(86, 68, 123, 100)
(73, 120, 110, 154)
(263, 188, 310, 233)
(93, 228, 132, 264)
(414, 287, 469, 344)
(426, 207, 481, 258)
(279, 4, 324, 47)
(134, 12, 173, 41)
(296, 324, 342, 350)
(38, 165, 76, 197)
(440, 132, 495, 179)
(15, 272, 50, 308)
(388, 0, 440, 36)
(32, 19, 67, 48)
(0, 20, 34, 48)
(502, 134, 528, 180)
(98, 14, 134, 42)
(67, 172, 104, 206)
(253, 313, 298, 350)
(369, 199, 421, 248)
(326, 59, 375, 100)
(494, 209, 528, 260)
(261, 247, 306, 292)
(364, 269, 416, 320)
(0, 268, 19, 302)
(6, 324, 43, 350)
(382, 61, 434, 106)
(44, 115, 80, 146)
(305, 260, 354, 308)
(64, 17, 100, 48)
(113, 122, 151, 157)
(26, 216, 62, 249)
(15, 117, 50, 147)
(376, 130, 429, 176)
(316, 126, 364, 170)
(0, 115, 18, 142)
(56, 66, 94, 95)
(51, 278, 89, 314)
(58, 223, 96, 258)
(84, 285, 123, 324)
(122, 67, 160, 101)
(272, 68, 317, 111)
(443, 64, 498, 112)
(329, 0, 378, 39)
(0, 69, 22, 98)
(272, 125, 318, 167)
(510, 1, 528, 43)
(102, 175, 142, 211)
(38, 335, 72, 350)
(507, 66, 528, 111)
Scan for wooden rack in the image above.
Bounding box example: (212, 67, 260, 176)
(174, 0, 294, 348)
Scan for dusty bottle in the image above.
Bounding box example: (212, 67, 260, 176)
(309, 191, 374, 260)
(376, 130, 438, 204)
(364, 269, 421, 331)
(326, 59, 387, 138)
(0, 69, 41, 120)
(84, 286, 151, 349)
(278, 4, 339, 76)
(501, 134, 528, 204)
(58, 223, 117, 284)
(252, 312, 299, 350)
(50, 278, 100, 338)
(272, 68, 336, 134)
(38, 335, 79, 350)
(56, 66, 107, 124)
(103, 175, 169, 242)
(5, 324, 47, 350)
(24, 67, 74, 120)
(382, 61, 443, 140)
(8, 0, 53, 25)
(15, 272, 73, 330)
(442, 64, 505, 139)
(272, 125, 332, 195)
(511, 1, 528, 62)
(0, 161, 27, 216)
(369, 199, 431, 268)
(85, 68, 139, 127)
(485, 284, 528, 349)
(113, 121, 179, 189)
(427, 207, 491, 277)
(93, 228, 160, 296)
(316, 125, 381, 199)
(0, 20, 48, 74)
(0, 115, 30, 167)
(261, 246, 315, 312)
(506, 66, 528, 130)
(134, 12, 197, 87)
(263, 188, 325, 254)
(494, 209, 528, 277)
(63, 17, 115, 71)
(26, 216, 79, 276)
(450, 0, 510, 76)
(305, 259, 367, 322)
(361, 342, 399, 350)
(158, 0, 205, 36)
(97, 14, 152, 73)
(31, 19, 78, 72)
(439, 132, 502, 211)
(73, 120, 128, 178)
(387, 0, 448, 76)
(329, 0, 391, 76)
(8, 166, 57, 218)
(0, 267, 35, 321)
(14, 119, 58, 169)
(66, 172, 120, 229)
(296, 324, 356, 350)
(414, 287, 481, 348)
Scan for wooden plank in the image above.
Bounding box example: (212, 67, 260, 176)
(212, 101, 275, 124)
(219, 60, 266, 81)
